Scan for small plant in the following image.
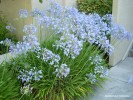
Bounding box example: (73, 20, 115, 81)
(77, 0, 112, 16)
(1, 1, 131, 100)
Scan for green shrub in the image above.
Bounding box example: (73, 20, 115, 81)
(77, 0, 113, 16)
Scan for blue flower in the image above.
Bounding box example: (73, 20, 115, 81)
(100, 68, 109, 78)
(86, 73, 97, 84)
(19, 9, 28, 18)
(18, 67, 43, 83)
(42, 48, 60, 65)
(23, 24, 37, 34)
(54, 64, 70, 78)
(54, 33, 83, 59)
(0, 38, 12, 46)
(31, 8, 45, 17)
(6, 23, 16, 32)
(89, 55, 102, 66)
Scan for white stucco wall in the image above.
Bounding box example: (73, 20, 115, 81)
(109, 0, 133, 66)
(64, 0, 77, 7)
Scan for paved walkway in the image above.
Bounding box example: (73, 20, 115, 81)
(83, 57, 133, 100)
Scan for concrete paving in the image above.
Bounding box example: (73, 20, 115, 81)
(83, 57, 133, 100)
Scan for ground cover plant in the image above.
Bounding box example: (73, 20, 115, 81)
(0, 1, 132, 100)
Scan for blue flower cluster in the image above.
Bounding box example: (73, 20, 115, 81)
(41, 48, 70, 78)
(6, 23, 16, 32)
(54, 33, 83, 59)
(23, 24, 37, 35)
(87, 55, 109, 83)
(31, 8, 45, 17)
(100, 68, 109, 78)
(19, 9, 28, 18)
(42, 48, 60, 65)
(18, 67, 43, 83)
(54, 64, 70, 78)
(0, 38, 12, 46)
(94, 66, 104, 74)
(89, 55, 102, 66)
(86, 73, 97, 84)
(9, 25, 40, 54)
(30, 2, 131, 55)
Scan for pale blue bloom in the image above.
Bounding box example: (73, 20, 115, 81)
(42, 48, 60, 65)
(100, 68, 109, 78)
(89, 55, 102, 66)
(111, 24, 132, 40)
(31, 8, 45, 17)
(9, 33, 40, 55)
(47, 1, 64, 18)
(23, 24, 37, 34)
(94, 66, 104, 74)
(29, 2, 132, 55)
(54, 33, 83, 59)
(18, 67, 43, 83)
(54, 64, 70, 78)
(0, 38, 12, 46)
(86, 73, 97, 84)
(6, 24, 16, 32)
(19, 9, 28, 18)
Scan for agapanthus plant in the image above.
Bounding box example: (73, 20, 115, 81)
(0, 1, 132, 100)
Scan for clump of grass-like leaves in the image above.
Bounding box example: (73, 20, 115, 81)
(0, 62, 20, 99)
(5, 37, 108, 99)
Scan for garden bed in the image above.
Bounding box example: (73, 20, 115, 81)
(0, 1, 131, 100)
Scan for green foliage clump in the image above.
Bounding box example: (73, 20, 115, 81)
(77, 0, 113, 16)
(0, 62, 20, 100)
(35, 40, 108, 99)
(4, 36, 108, 100)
